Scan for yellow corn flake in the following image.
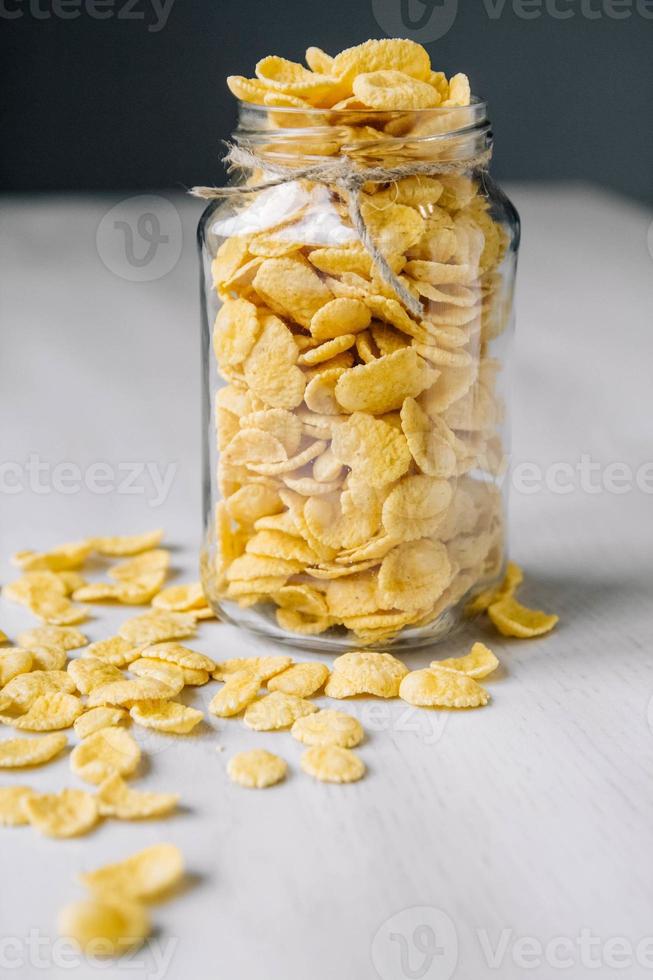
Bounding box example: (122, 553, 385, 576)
(24, 644, 67, 671)
(381, 475, 452, 542)
(129, 658, 185, 694)
(140, 642, 216, 673)
(70, 726, 141, 785)
(130, 700, 203, 735)
(331, 412, 411, 488)
(0, 648, 33, 686)
(27, 590, 88, 626)
(325, 650, 408, 699)
(13, 692, 83, 732)
(212, 655, 292, 682)
(118, 610, 197, 646)
(400, 397, 458, 477)
(0, 785, 37, 826)
(24, 787, 99, 837)
(0, 628, 8, 642)
(96, 772, 179, 819)
(17, 625, 87, 651)
(332, 38, 431, 85)
(213, 297, 260, 370)
(275, 607, 330, 635)
(178, 665, 210, 685)
(267, 661, 329, 697)
(12, 540, 92, 572)
(227, 748, 287, 789)
(326, 572, 380, 620)
(84, 636, 144, 668)
(1, 670, 76, 712)
(58, 897, 150, 955)
(309, 297, 371, 341)
(291, 708, 363, 748)
(87, 676, 179, 708)
(226, 74, 272, 104)
(223, 427, 288, 467)
(442, 72, 471, 107)
(432, 642, 499, 679)
(298, 334, 357, 368)
(109, 548, 170, 582)
(74, 707, 129, 740)
(334, 349, 435, 415)
(378, 539, 451, 613)
(241, 408, 303, 456)
(399, 668, 489, 708)
(226, 484, 283, 526)
(92, 530, 164, 557)
(209, 670, 261, 718)
(275, 585, 328, 619)
(0, 732, 67, 768)
(253, 257, 332, 330)
(244, 691, 317, 731)
(488, 596, 559, 638)
(354, 69, 440, 110)
(243, 314, 306, 410)
(246, 529, 317, 565)
(68, 657, 125, 695)
(300, 745, 365, 784)
(73, 576, 165, 605)
(79, 843, 185, 901)
(466, 561, 524, 615)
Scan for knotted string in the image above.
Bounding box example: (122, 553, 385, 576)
(191, 142, 493, 319)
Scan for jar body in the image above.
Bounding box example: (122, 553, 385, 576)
(199, 114, 519, 651)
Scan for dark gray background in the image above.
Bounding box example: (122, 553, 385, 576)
(1, 0, 651, 202)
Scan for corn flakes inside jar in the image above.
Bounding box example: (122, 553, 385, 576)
(196, 38, 519, 651)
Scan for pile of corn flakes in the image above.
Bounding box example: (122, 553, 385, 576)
(206, 39, 512, 645)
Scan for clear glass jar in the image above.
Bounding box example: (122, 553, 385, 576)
(198, 99, 519, 651)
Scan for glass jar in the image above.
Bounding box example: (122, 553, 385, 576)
(198, 99, 519, 651)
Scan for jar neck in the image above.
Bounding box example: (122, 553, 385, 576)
(234, 101, 493, 171)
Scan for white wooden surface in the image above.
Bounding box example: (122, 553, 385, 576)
(1, 185, 652, 980)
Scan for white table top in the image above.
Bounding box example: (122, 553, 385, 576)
(1, 185, 653, 980)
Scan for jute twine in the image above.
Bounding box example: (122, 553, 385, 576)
(191, 143, 493, 319)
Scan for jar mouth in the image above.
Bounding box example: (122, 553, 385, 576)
(237, 95, 487, 117)
(235, 98, 491, 164)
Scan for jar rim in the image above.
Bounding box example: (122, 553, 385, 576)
(236, 95, 487, 116)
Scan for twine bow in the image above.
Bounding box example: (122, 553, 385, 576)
(191, 142, 493, 319)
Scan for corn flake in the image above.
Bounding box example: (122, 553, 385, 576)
(432, 641, 499, 679)
(267, 661, 329, 697)
(488, 596, 559, 638)
(96, 772, 179, 819)
(17, 625, 87, 651)
(399, 667, 489, 708)
(79, 843, 184, 901)
(68, 657, 125, 695)
(325, 650, 408, 698)
(331, 412, 411, 488)
(74, 707, 128, 740)
(92, 530, 163, 557)
(130, 700, 203, 735)
(382, 475, 452, 542)
(291, 708, 363, 748)
(24, 787, 99, 837)
(118, 611, 197, 646)
(0, 732, 67, 768)
(0, 648, 33, 686)
(244, 691, 317, 731)
(209, 671, 261, 718)
(58, 897, 150, 955)
(14, 692, 82, 732)
(70, 726, 141, 784)
(0, 785, 37, 826)
(378, 539, 451, 613)
(227, 748, 287, 789)
(300, 745, 365, 783)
